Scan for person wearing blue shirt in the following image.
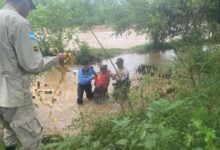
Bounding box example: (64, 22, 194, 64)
(77, 62, 96, 104)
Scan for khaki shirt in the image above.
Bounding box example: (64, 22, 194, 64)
(0, 4, 59, 107)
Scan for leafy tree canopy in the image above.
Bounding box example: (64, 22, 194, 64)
(105, 0, 220, 46)
(0, 0, 4, 8)
(1, 0, 220, 52)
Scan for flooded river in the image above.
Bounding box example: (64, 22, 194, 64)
(68, 27, 148, 49)
(94, 50, 175, 75)
(34, 51, 175, 135)
(32, 28, 175, 135)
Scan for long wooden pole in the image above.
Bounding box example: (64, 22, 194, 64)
(90, 29, 120, 79)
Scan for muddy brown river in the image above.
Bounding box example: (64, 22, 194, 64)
(32, 29, 175, 135)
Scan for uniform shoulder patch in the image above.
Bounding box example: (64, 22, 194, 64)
(29, 32, 37, 41)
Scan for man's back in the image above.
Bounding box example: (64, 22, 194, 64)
(0, 5, 58, 107)
(0, 2, 64, 149)
(0, 5, 32, 107)
(0, 5, 28, 74)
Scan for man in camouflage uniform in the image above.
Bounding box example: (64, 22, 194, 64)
(0, 0, 66, 149)
(113, 58, 131, 101)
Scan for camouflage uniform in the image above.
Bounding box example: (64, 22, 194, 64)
(113, 67, 130, 100)
(0, 4, 59, 150)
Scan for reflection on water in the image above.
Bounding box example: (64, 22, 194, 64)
(94, 50, 175, 75)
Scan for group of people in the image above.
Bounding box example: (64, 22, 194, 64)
(0, 0, 131, 149)
(0, 0, 67, 149)
(77, 58, 131, 104)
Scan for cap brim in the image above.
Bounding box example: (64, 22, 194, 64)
(30, 1, 36, 10)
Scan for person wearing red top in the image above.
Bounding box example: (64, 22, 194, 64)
(93, 65, 113, 103)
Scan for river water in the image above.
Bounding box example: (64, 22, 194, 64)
(33, 29, 175, 135)
(68, 27, 148, 49)
(93, 50, 175, 75)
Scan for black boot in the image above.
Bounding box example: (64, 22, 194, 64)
(5, 145, 16, 150)
(77, 98, 83, 105)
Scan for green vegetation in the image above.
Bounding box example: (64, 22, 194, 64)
(39, 0, 220, 149)
(0, 0, 3, 8)
(0, 0, 220, 149)
(106, 0, 220, 47)
(81, 44, 166, 61)
(41, 43, 220, 150)
(89, 42, 175, 60)
(90, 47, 123, 59)
(76, 43, 127, 64)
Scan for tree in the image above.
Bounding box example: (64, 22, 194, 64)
(3, 0, 220, 52)
(28, 0, 76, 55)
(0, 0, 4, 8)
(105, 0, 220, 46)
(28, 0, 112, 55)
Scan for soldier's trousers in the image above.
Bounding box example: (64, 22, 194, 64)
(0, 104, 42, 150)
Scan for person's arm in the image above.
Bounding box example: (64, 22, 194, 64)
(12, 22, 59, 73)
(109, 70, 117, 80)
(110, 71, 116, 79)
(90, 66, 97, 76)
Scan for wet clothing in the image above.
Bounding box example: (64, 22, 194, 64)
(77, 66, 96, 104)
(78, 66, 95, 85)
(94, 70, 111, 89)
(113, 67, 131, 100)
(0, 4, 59, 149)
(93, 70, 111, 102)
(77, 84, 93, 104)
(93, 88, 108, 104)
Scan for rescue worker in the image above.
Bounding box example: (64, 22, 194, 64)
(77, 60, 96, 105)
(0, 0, 66, 149)
(113, 58, 131, 100)
(93, 65, 113, 103)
